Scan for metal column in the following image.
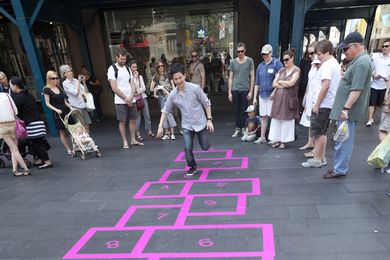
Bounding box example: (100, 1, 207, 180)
(291, 0, 317, 65)
(269, 0, 282, 57)
(4, 0, 57, 136)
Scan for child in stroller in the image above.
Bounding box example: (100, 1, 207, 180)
(62, 109, 101, 160)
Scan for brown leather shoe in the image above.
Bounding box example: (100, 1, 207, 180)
(323, 171, 346, 179)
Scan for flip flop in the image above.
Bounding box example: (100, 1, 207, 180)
(271, 142, 281, 148)
(278, 143, 287, 149)
(122, 145, 130, 149)
(131, 142, 144, 146)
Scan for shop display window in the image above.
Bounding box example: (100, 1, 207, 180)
(104, 1, 234, 93)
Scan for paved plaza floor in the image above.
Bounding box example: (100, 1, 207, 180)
(0, 112, 390, 260)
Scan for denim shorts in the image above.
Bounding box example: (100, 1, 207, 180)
(310, 108, 331, 138)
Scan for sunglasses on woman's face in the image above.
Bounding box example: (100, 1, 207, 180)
(157, 65, 164, 68)
(51, 77, 59, 80)
(283, 58, 290, 62)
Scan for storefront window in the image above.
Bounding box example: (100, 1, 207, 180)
(104, 1, 234, 93)
(371, 4, 390, 52)
(34, 22, 72, 73)
(0, 22, 28, 80)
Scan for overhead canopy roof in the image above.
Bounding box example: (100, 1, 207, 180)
(305, 0, 389, 30)
(0, 0, 388, 26)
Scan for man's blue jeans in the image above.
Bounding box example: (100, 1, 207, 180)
(232, 90, 249, 129)
(183, 128, 210, 169)
(333, 120, 357, 175)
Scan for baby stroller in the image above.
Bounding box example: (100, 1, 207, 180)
(61, 109, 102, 160)
(0, 138, 33, 168)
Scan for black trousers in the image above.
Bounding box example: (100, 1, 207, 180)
(29, 137, 50, 161)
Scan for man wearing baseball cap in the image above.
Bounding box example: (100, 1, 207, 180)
(253, 44, 283, 144)
(323, 32, 372, 179)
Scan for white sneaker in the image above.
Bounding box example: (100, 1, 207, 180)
(301, 158, 323, 168)
(254, 137, 267, 144)
(232, 129, 241, 137)
(170, 134, 176, 140)
(161, 134, 170, 140)
(321, 159, 327, 166)
(366, 119, 374, 127)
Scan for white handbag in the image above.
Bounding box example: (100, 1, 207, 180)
(85, 93, 95, 111)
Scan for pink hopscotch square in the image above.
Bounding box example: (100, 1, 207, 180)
(186, 194, 247, 216)
(115, 205, 182, 228)
(159, 169, 204, 182)
(133, 179, 260, 199)
(63, 224, 275, 259)
(173, 149, 234, 162)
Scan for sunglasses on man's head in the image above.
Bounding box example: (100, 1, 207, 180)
(237, 50, 245, 53)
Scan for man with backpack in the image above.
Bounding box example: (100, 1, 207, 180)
(107, 47, 143, 149)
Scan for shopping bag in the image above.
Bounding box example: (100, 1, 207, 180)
(367, 134, 390, 168)
(333, 121, 349, 142)
(84, 93, 95, 111)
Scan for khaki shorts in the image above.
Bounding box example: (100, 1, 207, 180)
(0, 121, 16, 139)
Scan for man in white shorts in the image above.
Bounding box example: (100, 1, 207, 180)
(253, 44, 283, 144)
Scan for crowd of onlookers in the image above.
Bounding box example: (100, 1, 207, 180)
(0, 32, 389, 198)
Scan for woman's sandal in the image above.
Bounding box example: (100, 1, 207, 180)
(38, 163, 53, 169)
(299, 144, 314, 150)
(278, 143, 287, 149)
(12, 171, 24, 177)
(148, 133, 155, 138)
(24, 169, 32, 176)
(271, 142, 281, 148)
(131, 142, 144, 146)
(137, 135, 144, 141)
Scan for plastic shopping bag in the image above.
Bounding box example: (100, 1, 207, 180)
(333, 121, 349, 143)
(367, 134, 390, 168)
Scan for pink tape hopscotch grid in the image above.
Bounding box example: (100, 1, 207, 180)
(63, 149, 275, 259)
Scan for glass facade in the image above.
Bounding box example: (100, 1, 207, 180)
(103, 1, 234, 93)
(371, 4, 390, 52)
(34, 22, 72, 73)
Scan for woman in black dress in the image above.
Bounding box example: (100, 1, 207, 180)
(43, 70, 72, 154)
(10, 77, 52, 169)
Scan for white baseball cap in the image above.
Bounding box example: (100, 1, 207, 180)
(245, 105, 255, 113)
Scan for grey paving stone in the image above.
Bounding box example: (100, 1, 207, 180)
(316, 204, 380, 218)
(279, 234, 387, 253)
(0, 114, 389, 259)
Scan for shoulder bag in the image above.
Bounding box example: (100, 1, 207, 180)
(6, 94, 27, 139)
(84, 93, 95, 111)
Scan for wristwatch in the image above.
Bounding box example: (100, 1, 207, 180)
(207, 117, 213, 121)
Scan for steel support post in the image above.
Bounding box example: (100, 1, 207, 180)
(269, 0, 282, 57)
(11, 0, 57, 136)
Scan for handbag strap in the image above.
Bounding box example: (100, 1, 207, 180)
(5, 93, 17, 119)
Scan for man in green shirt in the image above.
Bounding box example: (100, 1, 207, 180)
(228, 42, 255, 137)
(323, 32, 372, 179)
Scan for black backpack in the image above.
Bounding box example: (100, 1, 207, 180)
(112, 64, 131, 79)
